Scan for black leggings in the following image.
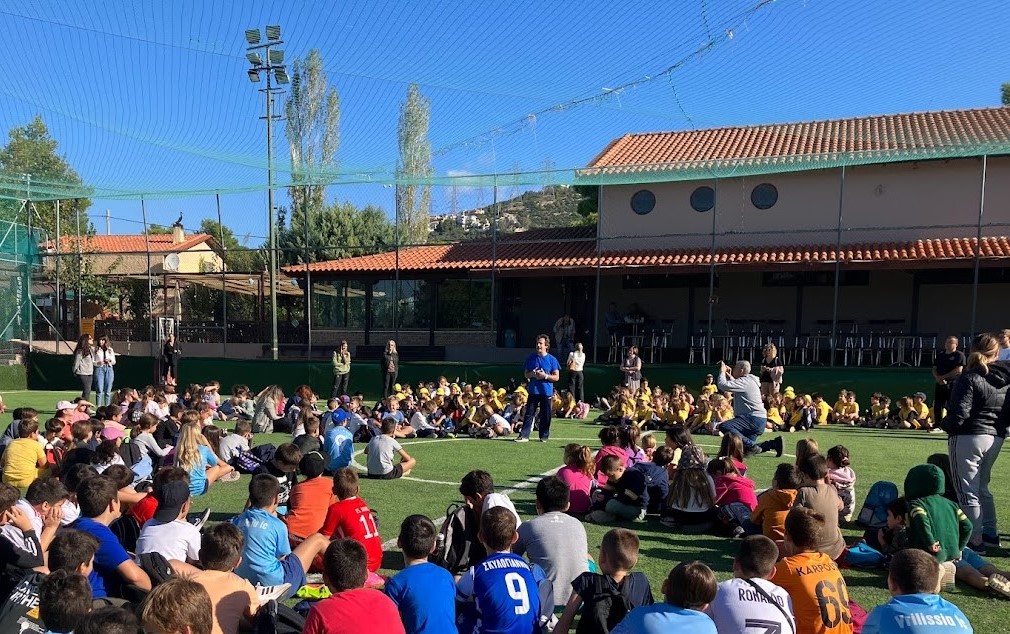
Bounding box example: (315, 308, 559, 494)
(568, 371, 584, 403)
(77, 373, 93, 402)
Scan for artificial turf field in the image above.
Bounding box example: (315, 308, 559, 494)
(7, 389, 1010, 629)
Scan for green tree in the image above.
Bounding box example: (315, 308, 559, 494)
(396, 84, 433, 245)
(1003, 82, 1010, 106)
(146, 224, 173, 234)
(277, 201, 392, 266)
(285, 50, 340, 231)
(0, 115, 91, 240)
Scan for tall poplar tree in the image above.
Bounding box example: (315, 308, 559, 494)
(396, 84, 433, 245)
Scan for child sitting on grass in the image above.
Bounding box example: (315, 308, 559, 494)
(38, 571, 93, 634)
(708, 457, 757, 538)
(175, 422, 235, 497)
(320, 468, 384, 586)
(795, 438, 819, 467)
(190, 523, 260, 634)
(749, 463, 799, 539)
(792, 455, 846, 561)
(903, 464, 972, 591)
(588, 455, 647, 523)
(660, 446, 715, 531)
(775, 507, 853, 634)
(232, 474, 329, 600)
(594, 426, 627, 486)
(634, 446, 672, 515)
(385, 515, 456, 634)
(555, 527, 654, 634)
(253, 442, 301, 508)
(305, 539, 405, 634)
(365, 418, 416, 479)
(139, 576, 214, 634)
(1, 418, 47, 489)
(284, 451, 335, 543)
(558, 444, 595, 516)
(826, 445, 856, 522)
(612, 561, 718, 633)
(863, 549, 973, 634)
(707, 535, 795, 633)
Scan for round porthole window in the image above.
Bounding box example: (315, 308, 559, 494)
(751, 183, 778, 210)
(630, 189, 656, 215)
(690, 186, 715, 212)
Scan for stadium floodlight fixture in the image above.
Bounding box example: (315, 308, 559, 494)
(266, 25, 281, 41)
(268, 49, 284, 65)
(244, 29, 261, 45)
(247, 69, 261, 83)
(246, 52, 263, 66)
(274, 68, 290, 84)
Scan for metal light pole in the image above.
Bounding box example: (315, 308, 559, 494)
(245, 25, 289, 360)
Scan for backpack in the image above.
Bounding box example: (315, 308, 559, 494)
(110, 515, 142, 554)
(432, 503, 485, 574)
(233, 448, 265, 474)
(580, 572, 647, 634)
(118, 441, 143, 467)
(844, 541, 886, 568)
(251, 443, 277, 464)
(45, 445, 66, 476)
(137, 551, 175, 586)
(856, 480, 899, 529)
(253, 599, 307, 634)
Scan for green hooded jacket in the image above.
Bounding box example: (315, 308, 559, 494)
(903, 464, 973, 562)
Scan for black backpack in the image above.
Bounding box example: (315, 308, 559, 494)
(253, 599, 307, 634)
(110, 514, 142, 553)
(578, 572, 650, 634)
(431, 503, 485, 574)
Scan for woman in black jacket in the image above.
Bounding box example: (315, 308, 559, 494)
(382, 339, 399, 397)
(942, 332, 1010, 552)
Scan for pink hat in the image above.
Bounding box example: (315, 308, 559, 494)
(101, 426, 125, 441)
(55, 400, 74, 412)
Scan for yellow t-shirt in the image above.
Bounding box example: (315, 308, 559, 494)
(816, 401, 832, 425)
(842, 402, 859, 417)
(767, 406, 783, 425)
(832, 400, 846, 415)
(701, 384, 718, 396)
(913, 402, 929, 419)
(871, 404, 889, 420)
(1, 438, 45, 488)
(619, 401, 635, 418)
(634, 406, 654, 423)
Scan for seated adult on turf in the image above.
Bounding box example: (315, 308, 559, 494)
(232, 474, 329, 600)
(716, 360, 782, 456)
(456, 506, 542, 634)
(385, 515, 456, 634)
(863, 548, 973, 634)
(612, 561, 718, 634)
(364, 417, 415, 479)
(706, 535, 795, 634)
(304, 539, 405, 634)
(190, 523, 260, 634)
(69, 475, 152, 598)
(515, 476, 589, 611)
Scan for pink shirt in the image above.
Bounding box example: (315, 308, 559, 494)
(594, 445, 629, 486)
(557, 465, 594, 514)
(713, 474, 758, 510)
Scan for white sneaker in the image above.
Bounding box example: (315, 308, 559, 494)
(189, 507, 212, 530)
(256, 583, 292, 605)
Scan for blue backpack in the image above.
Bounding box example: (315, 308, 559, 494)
(856, 480, 899, 529)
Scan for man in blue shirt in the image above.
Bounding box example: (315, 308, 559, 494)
(613, 561, 717, 634)
(863, 549, 973, 634)
(385, 514, 456, 634)
(516, 334, 560, 443)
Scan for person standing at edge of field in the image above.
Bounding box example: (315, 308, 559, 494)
(516, 334, 560, 443)
(997, 329, 1010, 362)
(717, 360, 783, 457)
(332, 340, 351, 398)
(382, 340, 399, 398)
(71, 334, 95, 402)
(932, 336, 965, 422)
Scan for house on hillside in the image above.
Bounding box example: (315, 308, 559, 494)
(283, 106, 1010, 364)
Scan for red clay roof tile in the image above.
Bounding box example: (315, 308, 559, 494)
(52, 233, 216, 253)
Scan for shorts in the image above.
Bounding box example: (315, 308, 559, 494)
(279, 554, 306, 599)
(368, 463, 404, 480)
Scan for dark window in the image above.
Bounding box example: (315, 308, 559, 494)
(751, 183, 778, 210)
(690, 186, 715, 212)
(311, 280, 367, 328)
(437, 279, 491, 329)
(630, 189, 656, 215)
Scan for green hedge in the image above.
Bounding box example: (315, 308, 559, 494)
(28, 352, 934, 405)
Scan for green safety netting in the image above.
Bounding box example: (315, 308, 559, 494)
(0, 0, 1007, 203)
(0, 219, 40, 342)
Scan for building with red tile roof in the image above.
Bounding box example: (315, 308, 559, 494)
(285, 106, 1010, 360)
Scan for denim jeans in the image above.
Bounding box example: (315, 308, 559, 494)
(94, 365, 115, 406)
(719, 414, 767, 449)
(520, 393, 553, 440)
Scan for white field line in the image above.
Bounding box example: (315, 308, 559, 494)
(354, 437, 564, 550)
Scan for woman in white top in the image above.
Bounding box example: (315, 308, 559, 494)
(566, 342, 586, 403)
(93, 335, 117, 407)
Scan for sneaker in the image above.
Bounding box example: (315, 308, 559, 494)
(927, 427, 944, 434)
(732, 525, 746, 539)
(256, 583, 292, 605)
(514, 437, 529, 443)
(189, 507, 212, 530)
(634, 510, 648, 523)
(745, 445, 763, 457)
(983, 533, 1002, 548)
(221, 470, 241, 482)
(988, 573, 1010, 599)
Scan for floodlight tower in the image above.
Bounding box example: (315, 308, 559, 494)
(245, 25, 289, 361)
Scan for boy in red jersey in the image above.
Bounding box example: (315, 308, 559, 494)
(319, 467, 383, 586)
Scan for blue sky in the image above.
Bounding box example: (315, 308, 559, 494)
(1, 0, 1008, 245)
